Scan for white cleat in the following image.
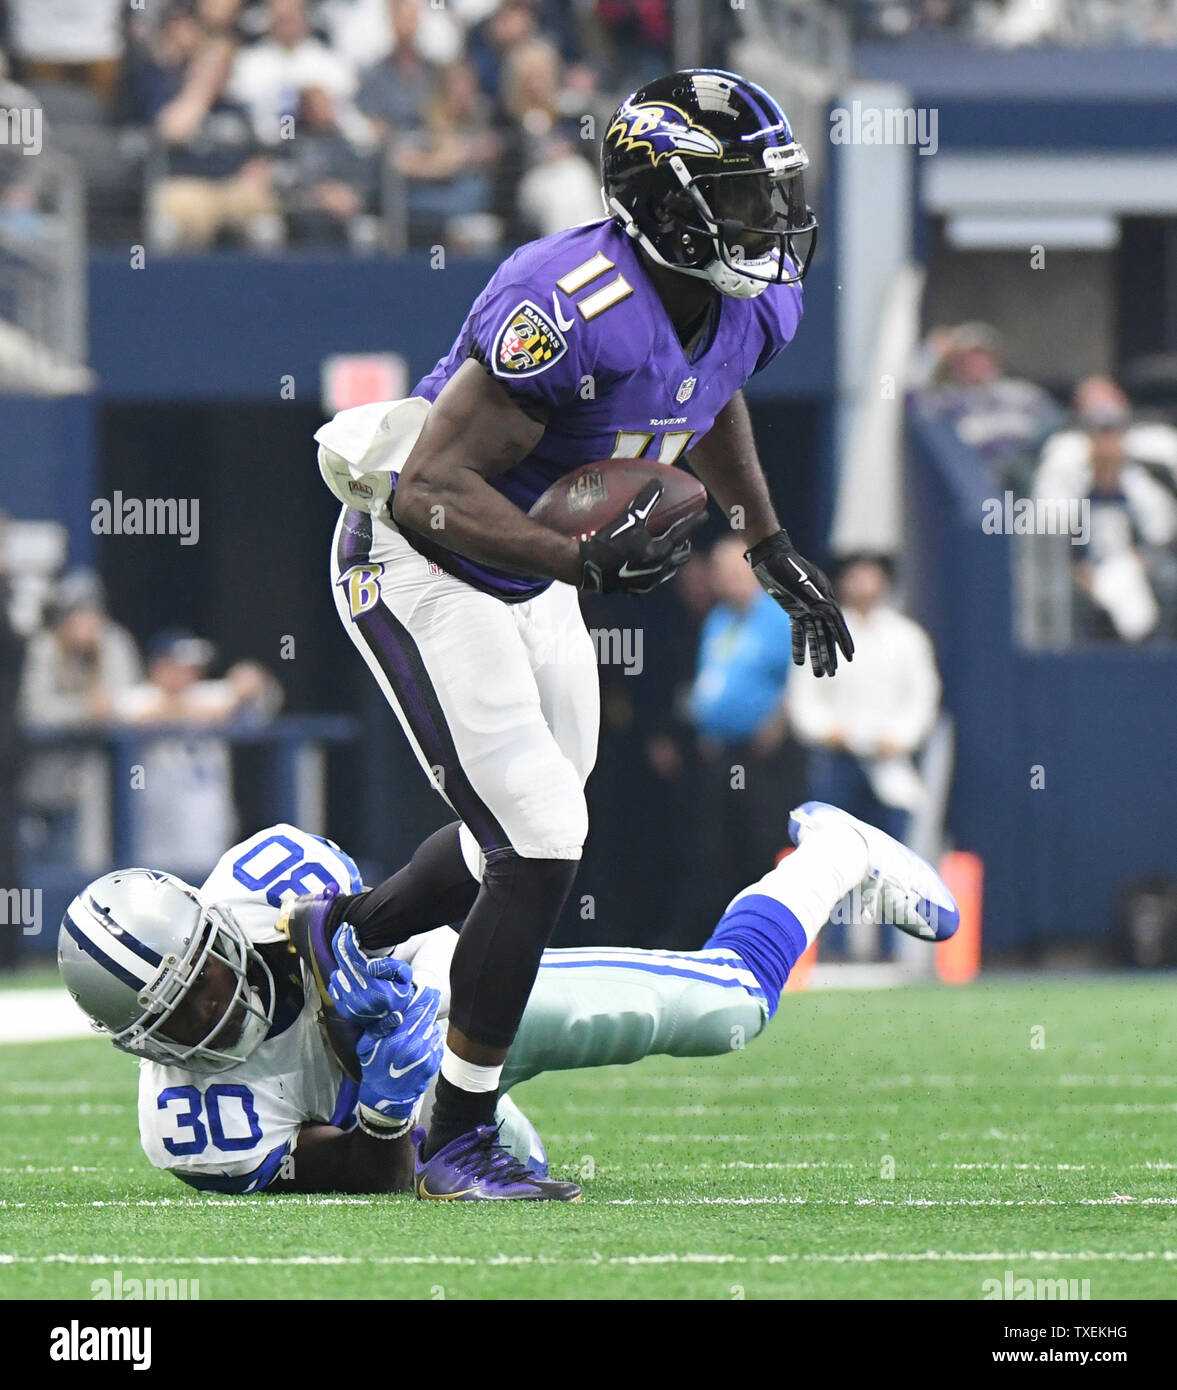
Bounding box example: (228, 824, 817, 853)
(787, 801, 960, 942)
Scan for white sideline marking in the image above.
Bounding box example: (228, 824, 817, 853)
(605, 1196, 1177, 1207)
(2, 1250, 1174, 1268)
(0, 990, 92, 1044)
(558, 1104, 903, 1118)
(1, 1080, 126, 1094)
(810, 964, 917, 990)
(1057, 1103, 1177, 1114)
(0, 1166, 140, 1175)
(543, 1130, 1053, 1144)
(636, 1161, 1175, 1172)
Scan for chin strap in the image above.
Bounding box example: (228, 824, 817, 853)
(604, 184, 770, 301)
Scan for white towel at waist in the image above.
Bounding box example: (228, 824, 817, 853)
(314, 396, 432, 515)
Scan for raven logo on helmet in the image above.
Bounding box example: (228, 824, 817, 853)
(600, 69, 818, 299)
(605, 102, 723, 167)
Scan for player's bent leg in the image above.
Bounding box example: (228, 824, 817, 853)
(498, 821, 873, 1092)
(447, 855, 580, 1050)
(788, 801, 960, 942)
(325, 821, 479, 953)
(331, 507, 591, 862)
(705, 819, 871, 1016)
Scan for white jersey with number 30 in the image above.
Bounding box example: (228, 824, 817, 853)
(136, 824, 363, 1193)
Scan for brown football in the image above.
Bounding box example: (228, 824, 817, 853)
(528, 459, 708, 542)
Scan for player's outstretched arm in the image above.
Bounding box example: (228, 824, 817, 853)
(271, 1124, 414, 1194)
(393, 360, 582, 583)
(685, 390, 781, 546)
(688, 390, 853, 677)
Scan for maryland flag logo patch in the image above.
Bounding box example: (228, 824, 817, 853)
(491, 300, 568, 380)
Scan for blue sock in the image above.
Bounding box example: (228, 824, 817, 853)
(704, 894, 809, 1020)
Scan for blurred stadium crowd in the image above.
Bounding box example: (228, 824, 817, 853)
(4, 0, 1177, 253)
(914, 325, 1177, 643)
(0, 0, 709, 253)
(0, 549, 284, 893)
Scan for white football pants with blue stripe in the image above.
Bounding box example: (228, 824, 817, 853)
(493, 816, 870, 1094)
(500, 945, 769, 1092)
(415, 821, 875, 1150)
(415, 946, 770, 1157)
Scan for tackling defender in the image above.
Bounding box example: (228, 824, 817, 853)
(320, 69, 853, 1186)
(57, 804, 957, 1199)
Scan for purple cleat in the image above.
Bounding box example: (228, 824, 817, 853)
(276, 885, 363, 1079)
(412, 1124, 581, 1202)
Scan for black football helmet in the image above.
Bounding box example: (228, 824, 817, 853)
(600, 68, 817, 299)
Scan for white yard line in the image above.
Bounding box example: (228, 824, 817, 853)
(620, 1160, 1175, 1171)
(1, 1250, 1173, 1268)
(0, 1104, 128, 1115)
(604, 1196, 1177, 1207)
(3, 1195, 1175, 1210)
(6, 1160, 1172, 1176)
(592, 1073, 1177, 1089)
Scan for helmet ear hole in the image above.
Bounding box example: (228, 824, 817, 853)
(651, 195, 679, 230)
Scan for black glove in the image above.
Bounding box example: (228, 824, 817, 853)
(579, 481, 701, 595)
(745, 530, 854, 677)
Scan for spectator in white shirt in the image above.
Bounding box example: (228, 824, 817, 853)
(114, 630, 282, 878)
(8, 0, 126, 107)
(788, 555, 941, 846)
(229, 0, 358, 146)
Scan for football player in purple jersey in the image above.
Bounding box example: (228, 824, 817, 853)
(326, 69, 853, 1199)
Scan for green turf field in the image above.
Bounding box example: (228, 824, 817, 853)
(2, 975, 1175, 1300)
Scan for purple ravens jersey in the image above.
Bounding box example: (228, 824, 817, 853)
(407, 217, 803, 600)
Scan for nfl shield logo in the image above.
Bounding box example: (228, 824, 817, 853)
(676, 377, 696, 404)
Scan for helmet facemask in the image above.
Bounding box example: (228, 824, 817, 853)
(113, 905, 275, 1075)
(657, 152, 817, 298)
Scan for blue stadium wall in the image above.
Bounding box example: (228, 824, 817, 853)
(906, 419, 1177, 957)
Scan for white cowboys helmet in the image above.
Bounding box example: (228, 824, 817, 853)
(58, 868, 275, 1074)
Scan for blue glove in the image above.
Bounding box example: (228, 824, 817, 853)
(354, 982, 443, 1138)
(328, 923, 414, 1034)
